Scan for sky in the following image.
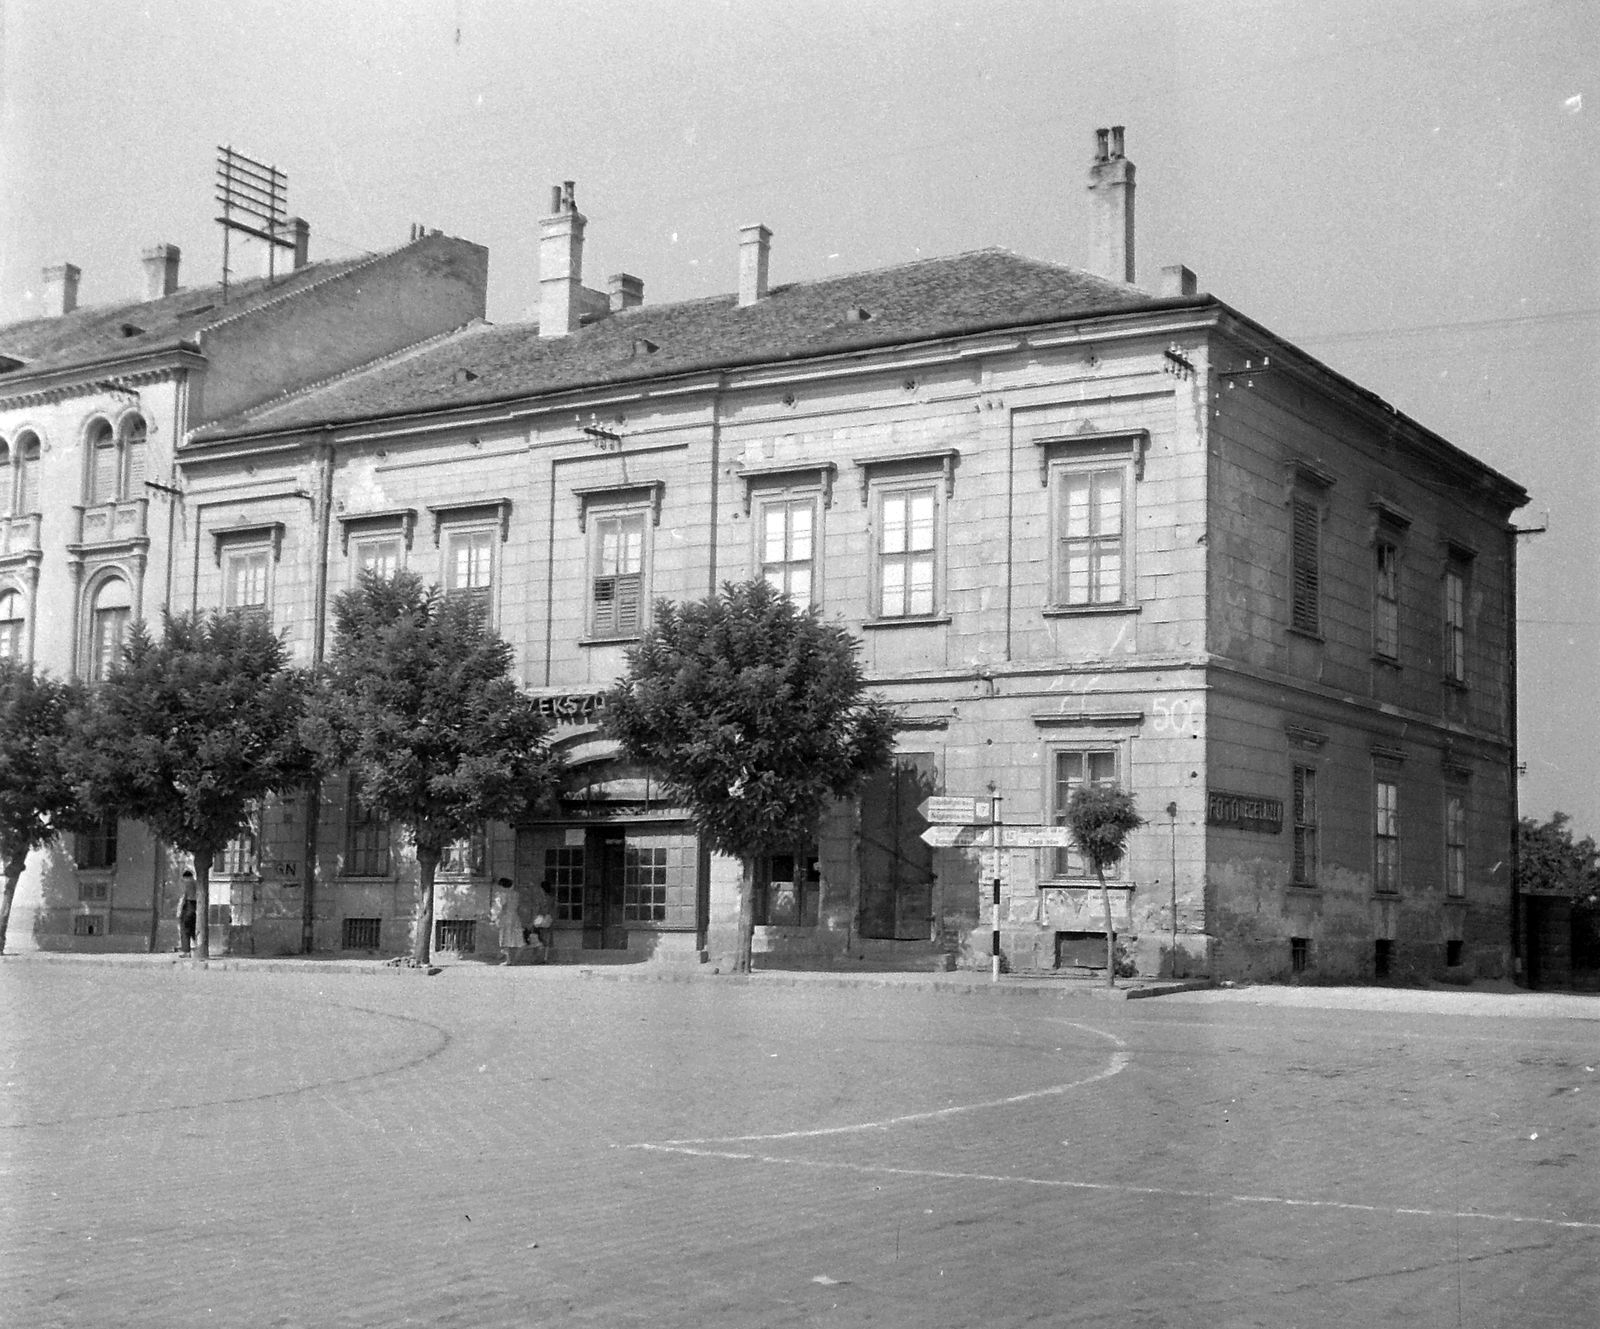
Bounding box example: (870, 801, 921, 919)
(2, 0, 1596, 832)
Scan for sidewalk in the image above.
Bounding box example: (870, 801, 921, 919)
(10, 947, 1600, 1017)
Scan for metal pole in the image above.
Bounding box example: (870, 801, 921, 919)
(1167, 801, 1179, 978)
(990, 791, 1003, 982)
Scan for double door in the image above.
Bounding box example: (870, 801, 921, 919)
(582, 829, 628, 951)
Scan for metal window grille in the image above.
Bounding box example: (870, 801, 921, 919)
(1052, 749, 1118, 878)
(73, 914, 104, 937)
(1291, 498, 1320, 633)
(342, 917, 382, 950)
(1374, 542, 1400, 658)
(546, 846, 585, 921)
(1292, 766, 1318, 885)
(1374, 780, 1400, 892)
(1059, 468, 1125, 605)
(623, 846, 669, 921)
(435, 919, 476, 953)
(878, 489, 936, 617)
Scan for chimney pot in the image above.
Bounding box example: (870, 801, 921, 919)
(141, 244, 181, 300)
(1160, 264, 1198, 297)
(609, 273, 645, 312)
(1094, 127, 1110, 162)
(738, 224, 772, 306)
(289, 218, 310, 270)
(42, 263, 81, 316)
(1110, 125, 1126, 158)
(1087, 127, 1136, 283)
(549, 186, 562, 214)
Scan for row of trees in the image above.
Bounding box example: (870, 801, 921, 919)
(2, 573, 1148, 972)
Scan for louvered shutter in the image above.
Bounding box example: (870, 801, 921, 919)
(1291, 499, 1320, 632)
(92, 440, 118, 504)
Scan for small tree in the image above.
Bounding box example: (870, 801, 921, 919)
(603, 579, 899, 972)
(311, 571, 560, 966)
(1065, 784, 1146, 987)
(1518, 813, 1600, 902)
(0, 663, 89, 954)
(71, 611, 315, 957)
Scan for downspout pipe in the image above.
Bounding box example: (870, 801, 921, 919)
(302, 431, 336, 954)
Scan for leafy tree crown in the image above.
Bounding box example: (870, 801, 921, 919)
(1518, 813, 1600, 900)
(0, 663, 87, 872)
(603, 579, 899, 862)
(1065, 784, 1146, 875)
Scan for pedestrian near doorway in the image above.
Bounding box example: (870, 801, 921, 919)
(176, 871, 197, 955)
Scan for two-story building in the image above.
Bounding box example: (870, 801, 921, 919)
(166, 135, 1525, 982)
(0, 228, 489, 949)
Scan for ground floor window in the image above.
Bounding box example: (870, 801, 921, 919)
(73, 914, 104, 937)
(1291, 936, 1309, 973)
(753, 850, 820, 926)
(436, 919, 476, 952)
(343, 917, 382, 950)
(546, 846, 585, 922)
(1374, 938, 1393, 977)
(1051, 748, 1118, 879)
(75, 815, 117, 871)
(624, 845, 668, 921)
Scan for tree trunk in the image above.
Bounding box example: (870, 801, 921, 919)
(735, 857, 755, 974)
(1098, 862, 1116, 989)
(414, 844, 440, 967)
(301, 783, 321, 954)
(1, 854, 24, 954)
(195, 853, 214, 958)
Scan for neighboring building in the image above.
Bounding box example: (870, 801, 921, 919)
(14, 134, 1528, 982)
(0, 229, 489, 949)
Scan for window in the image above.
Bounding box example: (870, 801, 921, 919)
(11, 433, 39, 514)
(1445, 793, 1466, 897)
(0, 589, 23, 661)
(1446, 939, 1464, 967)
(1374, 541, 1400, 659)
(1292, 766, 1318, 886)
(213, 829, 256, 877)
(88, 419, 118, 504)
(445, 527, 494, 621)
(355, 536, 402, 580)
(759, 496, 817, 608)
(86, 415, 146, 504)
(1374, 779, 1400, 893)
(1291, 937, 1309, 973)
(89, 577, 131, 682)
(224, 547, 270, 622)
(1374, 938, 1393, 978)
(590, 510, 646, 637)
(435, 919, 476, 952)
(1444, 561, 1468, 683)
(121, 416, 147, 496)
(753, 850, 821, 927)
(73, 914, 104, 937)
(877, 487, 937, 618)
(439, 827, 487, 877)
(0, 439, 9, 514)
(75, 814, 118, 870)
(545, 846, 585, 922)
(1056, 466, 1127, 606)
(344, 780, 391, 877)
(1291, 497, 1320, 634)
(1051, 748, 1118, 878)
(623, 845, 668, 921)
(343, 917, 382, 950)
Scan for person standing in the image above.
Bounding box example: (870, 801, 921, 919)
(176, 870, 197, 956)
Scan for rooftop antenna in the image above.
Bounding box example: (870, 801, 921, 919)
(214, 145, 293, 303)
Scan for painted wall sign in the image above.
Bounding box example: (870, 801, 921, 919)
(533, 691, 609, 723)
(1207, 790, 1284, 834)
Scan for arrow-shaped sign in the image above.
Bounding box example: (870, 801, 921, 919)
(917, 795, 991, 825)
(996, 825, 1076, 849)
(920, 824, 995, 848)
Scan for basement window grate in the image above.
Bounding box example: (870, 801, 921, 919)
(73, 914, 104, 937)
(435, 919, 476, 953)
(343, 917, 382, 950)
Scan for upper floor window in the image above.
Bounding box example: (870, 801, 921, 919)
(344, 776, 392, 877)
(89, 577, 131, 682)
(759, 494, 817, 609)
(590, 509, 647, 638)
(213, 828, 257, 877)
(1374, 779, 1401, 893)
(876, 487, 938, 618)
(356, 536, 403, 580)
(1444, 558, 1469, 684)
(0, 589, 24, 662)
(1445, 792, 1467, 897)
(224, 546, 271, 623)
(445, 526, 495, 623)
(75, 813, 118, 871)
(1292, 766, 1319, 886)
(1374, 540, 1401, 659)
(1056, 466, 1128, 607)
(6, 432, 40, 515)
(1290, 497, 1321, 635)
(1050, 746, 1119, 879)
(86, 415, 147, 505)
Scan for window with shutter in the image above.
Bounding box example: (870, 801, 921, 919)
(89, 420, 118, 504)
(16, 435, 40, 514)
(590, 511, 647, 637)
(1291, 498, 1321, 634)
(121, 417, 147, 496)
(224, 548, 271, 624)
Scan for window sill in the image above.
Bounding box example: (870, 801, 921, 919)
(436, 873, 490, 884)
(861, 615, 952, 630)
(1371, 890, 1401, 900)
(1441, 677, 1469, 692)
(1042, 602, 1140, 618)
(579, 633, 642, 647)
(1039, 880, 1134, 891)
(1286, 626, 1325, 644)
(1371, 654, 1402, 670)
(1286, 883, 1321, 895)
(338, 875, 396, 884)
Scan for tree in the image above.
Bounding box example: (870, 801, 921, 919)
(71, 611, 315, 958)
(310, 571, 561, 966)
(1065, 784, 1146, 987)
(1518, 813, 1600, 903)
(603, 578, 899, 972)
(0, 663, 89, 954)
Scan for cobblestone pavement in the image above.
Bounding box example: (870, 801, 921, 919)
(3, 959, 1597, 1328)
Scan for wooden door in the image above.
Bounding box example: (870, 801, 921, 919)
(857, 753, 938, 940)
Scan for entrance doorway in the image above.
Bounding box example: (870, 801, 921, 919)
(858, 753, 938, 940)
(583, 828, 628, 951)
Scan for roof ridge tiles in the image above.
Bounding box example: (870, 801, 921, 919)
(190, 239, 415, 337)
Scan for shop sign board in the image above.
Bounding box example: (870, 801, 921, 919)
(1207, 789, 1284, 834)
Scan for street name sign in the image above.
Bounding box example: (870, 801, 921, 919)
(919, 824, 1078, 849)
(917, 795, 992, 825)
(920, 824, 995, 848)
(996, 825, 1076, 849)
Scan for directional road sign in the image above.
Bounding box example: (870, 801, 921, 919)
(919, 824, 1077, 849)
(995, 825, 1076, 849)
(920, 824, 995, 848)
(917, 795, 992, 825)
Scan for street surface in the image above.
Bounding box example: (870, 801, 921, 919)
(2, 959, 1597, 1327)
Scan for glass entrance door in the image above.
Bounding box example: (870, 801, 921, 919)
(583, 829, 629, 950)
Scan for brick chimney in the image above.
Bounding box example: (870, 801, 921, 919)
(1160, 264, 1198, 297)
(142, 244, 181, 300)
(42, 263, 81, 316)
(739, 224, 771, 305)
(288, 218, 310, 270)
(540, 182, 586, 337)
(609, 273, 644, 312)
(1087, 126, 1136, 284)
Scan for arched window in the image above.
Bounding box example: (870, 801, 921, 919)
(88, 419, 118, 504)
(0, 439, 10, 515)
(0, 589, 23, 661)
(120, 415, 147, 497)
(89, 576, 132, 682)
(13, 433, 39, 515)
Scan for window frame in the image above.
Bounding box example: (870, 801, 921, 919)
(871, 480, 942, 621)
(222, 543, 273, 624)
(1290, 494, 1323, 637)
(1049, 456, 1135, 611)
(754, 486, 822, 610)
(442, 522, 497, 624)
(343, 776, 393, 878)
(10, 432, 40, 515)
(1374, 778, 1401, 894)
(75, 813, 119, 871)
(1444, 553, 1471, 686)
(1291, 764, 1319, 887)
(0, 586, 25, 663)
(586, 503, 651, 640)
(1045, 743, 1125, 882)
(1444, 791, 1467, 898)
(438, 826, 488, 879)
(1373, 537, 1401, 661)
(86, 574, 133, 683)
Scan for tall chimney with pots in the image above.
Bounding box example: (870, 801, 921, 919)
(738, 224, 771, 305)
(142, 244, 181, 300)
(1087, 126, 1136, 284)
(42, 263, 81, 316)
(539, 181, 586, 337)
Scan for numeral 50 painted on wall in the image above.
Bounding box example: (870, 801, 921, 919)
(1151, 696, 1198, 733)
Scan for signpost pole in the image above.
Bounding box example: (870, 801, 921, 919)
(990, 791, 1003, 983)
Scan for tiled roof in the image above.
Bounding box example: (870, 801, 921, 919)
(195, 250, 1192, 438)
(0, 253, 379, 376)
